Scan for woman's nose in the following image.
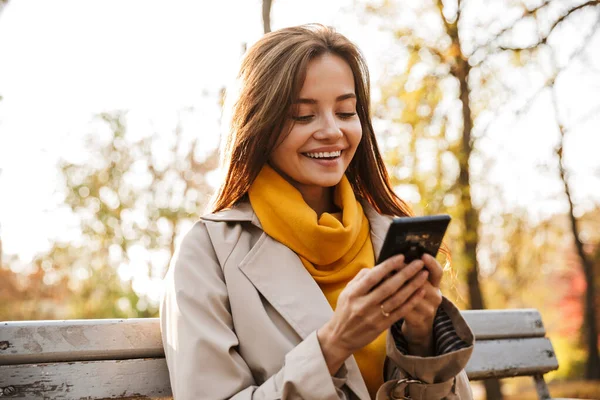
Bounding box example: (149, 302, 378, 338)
(314, 114, 343, 140)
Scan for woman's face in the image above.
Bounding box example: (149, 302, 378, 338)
(269, 53, 362, 194)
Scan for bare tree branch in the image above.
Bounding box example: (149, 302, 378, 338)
(500, 0, 600, 51)
(474, 4, 600, 114)
(493, 13, 598, 136)
(469, 0, 600, 70)
(470, 0, 553, 57)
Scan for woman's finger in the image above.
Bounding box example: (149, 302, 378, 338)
(401, 282, 442, 320)
(389, 288, 426, 321)
(353, 254, 405, 295)
(368, 259, 425, 304)
(403, 296, 436, 322)
(411, 280, 441, 304)
(380, 269, 429, 312)
(421, 253, 443, 288)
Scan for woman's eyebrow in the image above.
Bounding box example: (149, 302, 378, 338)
(294, 93, 356, 104)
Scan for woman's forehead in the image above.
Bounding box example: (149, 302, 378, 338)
(297, 54, 356, 99)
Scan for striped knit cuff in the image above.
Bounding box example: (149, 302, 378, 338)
(391, 307, 469, 356)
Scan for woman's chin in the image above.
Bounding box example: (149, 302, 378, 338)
(301, 173, 344, 188)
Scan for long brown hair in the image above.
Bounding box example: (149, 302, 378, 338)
(211, 24, 412, 219)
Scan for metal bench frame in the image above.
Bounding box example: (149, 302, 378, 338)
(0, 309, 559, 399)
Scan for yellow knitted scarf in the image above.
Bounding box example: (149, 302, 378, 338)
(248, 164, 386, 398)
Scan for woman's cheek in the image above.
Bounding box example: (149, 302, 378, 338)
(349, 123, 363, 146)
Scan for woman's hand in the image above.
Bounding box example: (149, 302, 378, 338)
(317, 254, 429, 374)
(400, 253, 444, 356)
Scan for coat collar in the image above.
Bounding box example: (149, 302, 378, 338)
(202, 201, 259, 225)
(202, 200, 392, 258)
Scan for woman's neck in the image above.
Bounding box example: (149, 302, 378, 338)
(268, 163, 339, 217)
(299, 185, 337, 217)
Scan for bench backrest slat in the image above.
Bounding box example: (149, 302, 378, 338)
(0, 358, 171, 399)
(465, 337, 558, 379)
(0, 318, 163, 365)
(461, 309, 546, 340)
(0, 309, 547, 365)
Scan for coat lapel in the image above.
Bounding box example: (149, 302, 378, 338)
(238, 232, 333, 339)
(203, 201, 394, 400)
(204, 202, 335, 340)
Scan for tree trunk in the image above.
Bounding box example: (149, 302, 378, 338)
(454, 60, 485, 312)
(556, 144, 600, 380)
(441, 1, 502, 397)
(550, 79, 600, 379)
(454, 53, 503, 400)
(0, 223, 3, 267)
(262, 0, 272, 34)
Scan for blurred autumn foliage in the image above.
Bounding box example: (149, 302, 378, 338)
(1, 111, 219, 320)
(358, 0, 600, 391)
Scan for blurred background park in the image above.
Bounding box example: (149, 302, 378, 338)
(0, 0, 599, 398)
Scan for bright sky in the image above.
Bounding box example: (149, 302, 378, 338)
(0, 0, 599, 291)
(0, 0, 360, 259)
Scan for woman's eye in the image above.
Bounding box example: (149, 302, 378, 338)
(292, 115, 314, 122)
(338, 112, 357, 119)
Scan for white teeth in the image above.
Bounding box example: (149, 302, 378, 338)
(305, 150, 342, 159)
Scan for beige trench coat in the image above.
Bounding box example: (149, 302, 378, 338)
(160, 201, 475, 399)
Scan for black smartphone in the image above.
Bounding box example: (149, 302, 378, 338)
(377, 214, 451, 265)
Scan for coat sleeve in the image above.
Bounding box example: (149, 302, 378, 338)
(376, 297, 475, 400)
(160, 222, 349, 400)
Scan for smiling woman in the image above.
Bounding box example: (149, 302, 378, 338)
(269, 54, 362, 215)
(160, 24, 475, 400)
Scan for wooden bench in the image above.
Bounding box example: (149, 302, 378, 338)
(0, 309, 560, 399)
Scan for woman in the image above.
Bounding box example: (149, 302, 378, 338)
(160, 24, 474, 399)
